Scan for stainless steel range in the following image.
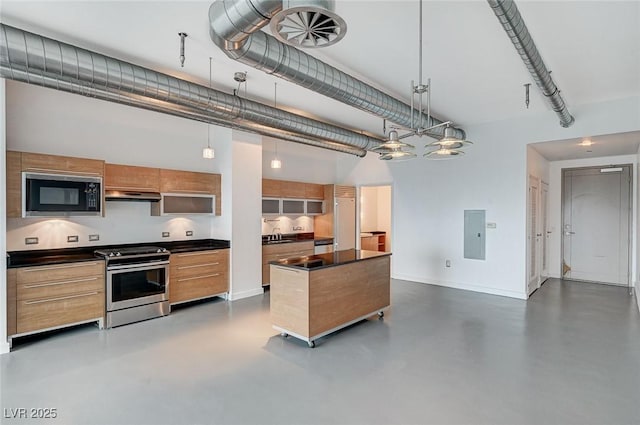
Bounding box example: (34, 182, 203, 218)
(95, 246, 170, 328)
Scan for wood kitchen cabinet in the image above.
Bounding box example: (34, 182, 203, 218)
(6, 151, 106, 218)
(262, 178, 282, 198)
(281, 181, 306, 199)
(160, 169, 222, 216)
(262, 179, 325, 200)
(305, 183, 325, 200)
(8, 261, 105, 342)
(22, 152, 104, 176)
(169, 249, 229, 304)
(262, 241, 314, 285)
(105, 164, 160, 192)
(6, 151, 22, 218)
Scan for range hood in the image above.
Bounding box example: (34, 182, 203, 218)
(105, 190, 161, 202)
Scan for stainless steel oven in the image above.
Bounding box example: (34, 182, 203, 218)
(95, 246, 170, 328)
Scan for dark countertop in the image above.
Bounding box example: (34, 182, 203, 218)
(261, 232, 334, 246)
(269, 249, 391, 271)
(7, 239, 231, 268)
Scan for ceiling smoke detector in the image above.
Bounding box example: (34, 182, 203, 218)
(270, 0, 347, 48)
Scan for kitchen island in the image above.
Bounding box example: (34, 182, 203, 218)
(269, 249, 391, 347)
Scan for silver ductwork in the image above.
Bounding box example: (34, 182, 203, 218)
(0, 24, 382, 157)
(209, 0, 466, 140)
(487, 0, 575, 128)
(270, 0, 347, 48)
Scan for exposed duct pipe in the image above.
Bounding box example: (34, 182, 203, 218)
(208, 0, 467, 140)
(0, 24, 381, 157)
(487, 0, 575, 128)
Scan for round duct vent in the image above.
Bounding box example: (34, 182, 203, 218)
(270, 1, 347, 48)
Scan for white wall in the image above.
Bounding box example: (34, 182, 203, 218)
(262, 137, 338, 183)
(5, 81, 232, 250)
(338, 96, 640, 300)
(1, 79, 10, 354)
(547, 154, 638, 284)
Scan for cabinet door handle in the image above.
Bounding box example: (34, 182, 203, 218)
(23, 262, 101, 272)
(274, 267, 300, 274)
(24, 291, 99, 305)
(177, 273, 220, 282)
(24, 277, 99, 288)
(177, 262, 220, 270)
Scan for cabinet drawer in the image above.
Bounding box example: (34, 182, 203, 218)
(170, 272, 228, 304)
(171, 261, 227, 279)
(17, 261, 104, 285)
(17, 290, 104, 334)
(18, 275, 104, 301)
(170, 250, 229, 268)
(262, 241, 314, 256)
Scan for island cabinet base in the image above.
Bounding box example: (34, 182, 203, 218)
(270, 254, 390, 346)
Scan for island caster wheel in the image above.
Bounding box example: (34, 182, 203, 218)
(308, 341, 315, 348)
(378, 311, 384, 318)
(281, 332, 289, 338)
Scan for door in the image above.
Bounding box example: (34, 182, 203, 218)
(540, 181, 549, 280)
(335, 197, 356, 250)
(527, 176, 540, 295)
(562, 166, 631, 285)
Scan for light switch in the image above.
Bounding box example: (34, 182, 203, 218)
(487, 222, 497, 229)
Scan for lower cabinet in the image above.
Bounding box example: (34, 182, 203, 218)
(8, 261, 105, 339)
(169, 249, 229, 304)
(262, 241, 314, 286)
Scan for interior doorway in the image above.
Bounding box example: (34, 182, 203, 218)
(359, 186, 392, 253)
(561, 165, 631, 286)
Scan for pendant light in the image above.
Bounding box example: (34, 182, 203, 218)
(375, 0, 471, 161)
(202, 57, 215, 159)
(270, 82, 282, 169)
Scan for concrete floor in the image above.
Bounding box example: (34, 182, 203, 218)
(1, 278, 639, 425)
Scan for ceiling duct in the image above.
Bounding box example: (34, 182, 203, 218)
(487, 0, 575, 128)
(209, 0, 466, 141)
(269, 0, 347, 48)
(0, 23, 381, 157)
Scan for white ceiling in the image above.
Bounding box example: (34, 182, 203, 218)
(530, 130, 640, 162)
(1, 1, 639, 149)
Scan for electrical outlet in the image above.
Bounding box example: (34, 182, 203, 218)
(67, 235, 79, 243)
(89, 234, 100, 241)
(186, 230, 193, 236)
(162, 232, 170, 238)
(445, 259, 451, 268)
(25, 237, 39, 245)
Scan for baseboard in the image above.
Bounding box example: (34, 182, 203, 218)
(635, 285, 640, 314)
(227, 287, 264, 301)
(392, 273, 528, 300)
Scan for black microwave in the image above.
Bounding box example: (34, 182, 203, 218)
(23, 172, 102, 217)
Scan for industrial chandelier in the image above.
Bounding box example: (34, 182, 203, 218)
(374, 0, 472, 161)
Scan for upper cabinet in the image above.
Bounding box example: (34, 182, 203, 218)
(159, 169, 221, 216)
(105, 164, 160, 192)
(261, 178, 326, 216)
(21, 152, 104, 176)
(160, 169, 218, 194)
(262, 179, 282, 198)
(281, 181, 306, 199)
(262, 179, 325, 200)
(305, 183, 325, 200)
(6, 151, 105, 218)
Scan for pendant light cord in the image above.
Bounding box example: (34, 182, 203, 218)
(207, 57, 212, 149)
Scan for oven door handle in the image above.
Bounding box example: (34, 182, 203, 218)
(107, 260, 170, 271)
